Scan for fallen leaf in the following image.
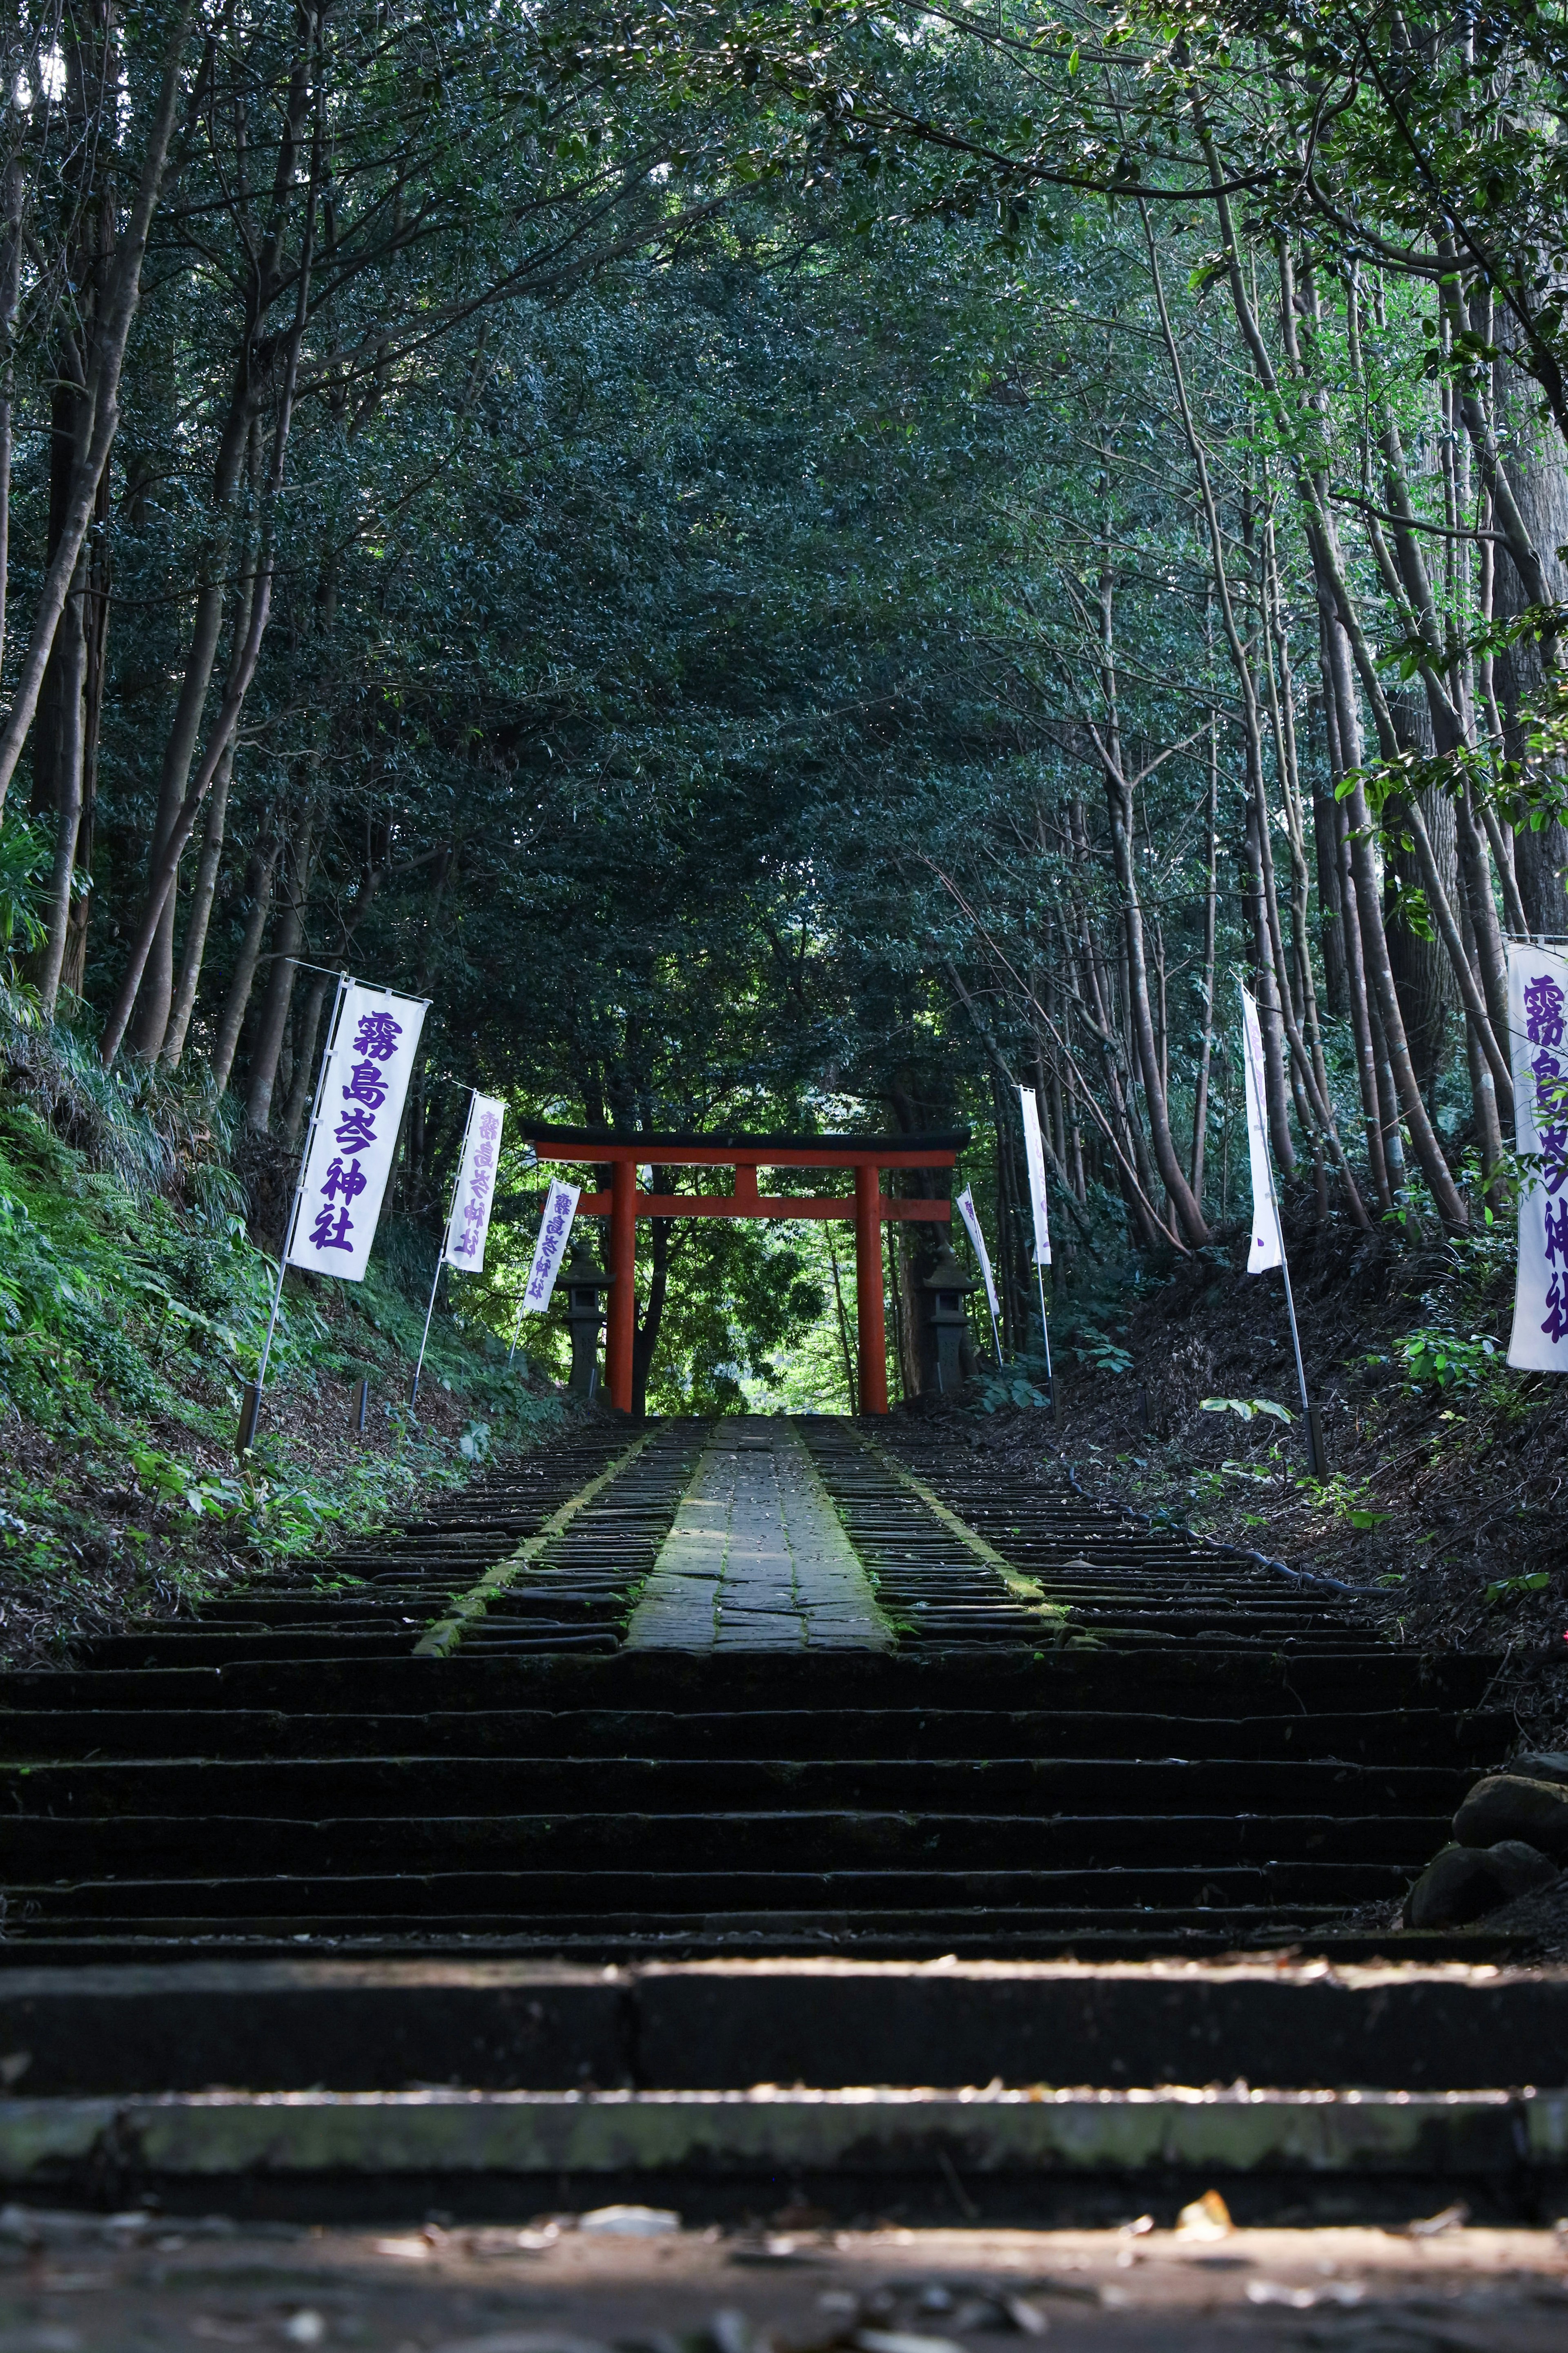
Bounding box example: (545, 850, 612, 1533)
(1174, 2190, 1232, 2240)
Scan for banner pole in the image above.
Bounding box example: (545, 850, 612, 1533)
(1035, 1264, 1057, 1421)
(412, 1089, 476, 1406)
(241, 970, 350, 1456)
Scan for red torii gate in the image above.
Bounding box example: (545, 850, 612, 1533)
(521, 1127, 967, 1415)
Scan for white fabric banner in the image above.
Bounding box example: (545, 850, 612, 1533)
(1507, 942, 1568, 1369)
(955, 1183, 1000, 1318)
(1239, 986, 1284, 1275)
(443, 1093, 506, 1272)
(522, 1177, 581, 1311)
(288, 982, 428, 1282)
(1019, 1085, 1052, 1267)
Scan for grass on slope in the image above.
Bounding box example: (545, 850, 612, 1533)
(0, 1030, 564, 1667)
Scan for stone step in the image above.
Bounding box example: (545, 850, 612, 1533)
(2, 1955, 1561, 2094)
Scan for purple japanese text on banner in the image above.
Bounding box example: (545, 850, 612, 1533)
(443, 1094, 506, 1274)
(288, 984, 428, 1284)
(1508, 947, 1568, 1368)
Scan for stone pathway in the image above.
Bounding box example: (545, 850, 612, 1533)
(624, 1416, 891, 1650)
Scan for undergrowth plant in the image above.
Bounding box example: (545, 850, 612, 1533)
(0, 997, 565, 1660)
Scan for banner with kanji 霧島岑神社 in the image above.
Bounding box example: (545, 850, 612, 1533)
(1508, 942, 1568, 1370)
(287, 984, 428, 1282)
(443, 1094, 506, 1272)
(522, 1177, 581, 1311)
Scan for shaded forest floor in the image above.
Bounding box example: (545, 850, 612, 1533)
(963, 1204, 1568, 1747)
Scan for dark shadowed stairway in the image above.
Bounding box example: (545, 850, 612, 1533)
(0, 1414, 1561, 2221)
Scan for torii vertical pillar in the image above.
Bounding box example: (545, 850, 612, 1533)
(854, 1161, 887, 1414)
(607, 1155, 637, 1413)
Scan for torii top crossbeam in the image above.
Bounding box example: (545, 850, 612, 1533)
(522, 1125, 967, 1414)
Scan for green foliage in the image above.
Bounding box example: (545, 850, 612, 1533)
(973, 1369, 1051, 1414)
(1393, 1329, 1499, 1394)
(0, 817, 47, 968)
(1200, 1396, 1295, 1424)
(1484, 1571, 1550, 1608)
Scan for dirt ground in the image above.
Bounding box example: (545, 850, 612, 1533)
(2, 2213, 1565, 2353)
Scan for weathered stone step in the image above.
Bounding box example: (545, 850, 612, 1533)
(0, 1803, 1451, 1878)
(0, 1645, 1506, 1711)
(0, 1753, 1475, 1816)
(0, 2079, 1559, 2204)
(0, 1704, 1510, 1764)
(13, 1859, 1421, 1923)
(0, 1956, 1560, 2093)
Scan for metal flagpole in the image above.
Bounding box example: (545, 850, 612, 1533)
(1035, 1263, 1055, 1407)
(239, 971, 351, 1456)
(412, 1088, 477, 1406)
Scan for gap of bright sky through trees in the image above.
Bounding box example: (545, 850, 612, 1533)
(2, 0, 1567, 1408)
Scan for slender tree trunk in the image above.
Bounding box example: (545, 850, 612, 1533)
(122, 27, 321, 1058)
(0, 0, 198, 821)
(31, 579, 85, 1018)
(1190, 720, 1218, 1201)
(162, 741, 235, 1069)
(245, 815, 314, 1129)
(1313, 647, 1350, 1015)
(1093, 558, 1210, 1245)
(1143, 205, 1372, 1218)
(1332, 767, 1393, 1211)
(211, 841, 278, 1093)
(281, 967, 330, 1144)
(0, 157, 24, 677)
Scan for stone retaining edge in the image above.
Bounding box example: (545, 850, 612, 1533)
(0, 2086, 1560, 2178)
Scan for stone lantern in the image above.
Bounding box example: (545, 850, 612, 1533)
(561, 1238, 612, 1399)
(919, 1241, 978, 1397)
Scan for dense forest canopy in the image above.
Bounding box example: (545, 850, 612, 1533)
(2, 0, 1567, 1408)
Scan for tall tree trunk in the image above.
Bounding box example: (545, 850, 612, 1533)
(245, 814, 314, 1130)
(162, 740, 235, 1069)
(211, 841, 278, 1093)
(1198, 140, 1468, 1224)
(1091, 559, 1210, 1245)
(280, 968, 330, 1144)
(0, 156, 24, 676)
(30, 575, 85, 1019)
(1385, 690, 1456, 1111)
(1190, 720, 1218, 1201)
(122, 20, 321, 1058)
(1312, 655, 1350, 1015)
(1333, 790, 1393, 1211)
(0, 0, 198, 820)
(1143, 205, 1370, 1222)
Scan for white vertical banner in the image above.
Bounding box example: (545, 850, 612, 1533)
(1018, 1086, 1053, 1267)
(1508, 943, 1568, 1369)
(522, 1177, 581, 1311)
(954, 1183, 1000, 1319)
(443, 1093, 506, 1271)
(288, 983, 428, 1281)
(1239, 986, 1284, 1275)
